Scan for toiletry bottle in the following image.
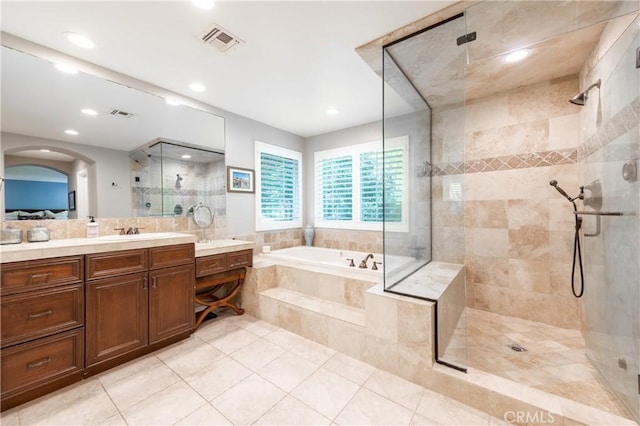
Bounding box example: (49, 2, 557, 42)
(86, 216, 99, 238)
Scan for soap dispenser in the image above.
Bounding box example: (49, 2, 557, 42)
(86, 216, 99, 238)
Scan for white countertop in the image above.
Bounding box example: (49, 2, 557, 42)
(195, 239, 255, 258)
(0, 233, 255, 263)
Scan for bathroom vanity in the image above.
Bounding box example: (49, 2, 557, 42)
(0, 234, 254, 411)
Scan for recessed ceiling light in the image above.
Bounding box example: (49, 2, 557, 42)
(192, 0, 214, 10)
(166, 98, 181, 106)
(40, 149, 51, 153)
(81, 108, 98, 116)
(503, 49, 532, 64)
(54, 63, 78, 74)
(62, 31, 95, 49)
(65, 129, 79, 135)
(189, 82, 206, 92)
(326, 108, 340, 116)
(181, 154, 192, 159)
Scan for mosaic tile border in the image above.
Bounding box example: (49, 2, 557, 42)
(432, 96, 639, 176)
(579, 97, 639, 161)
(432, 148, 578, 176)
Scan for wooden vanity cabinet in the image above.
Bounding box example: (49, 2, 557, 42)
(85, 271, 149, 366)
(148, 242, 194, 344)
(0, 256, 85, 411)
(85, 244, 194, 370)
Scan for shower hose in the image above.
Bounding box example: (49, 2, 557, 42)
(571, 209, 585, 298)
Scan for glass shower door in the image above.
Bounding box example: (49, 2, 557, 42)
(582, 14, 639, 421)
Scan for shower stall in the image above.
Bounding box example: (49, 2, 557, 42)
(381, 1, 640, 421)
(130, 139, 225, 219)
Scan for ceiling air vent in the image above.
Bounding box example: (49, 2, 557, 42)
(200, 23, 243, 52)
(110, 109, 134, 118)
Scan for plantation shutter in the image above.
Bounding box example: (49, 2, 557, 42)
(317, 156, 353, 221)
(260, 151, 300, 222)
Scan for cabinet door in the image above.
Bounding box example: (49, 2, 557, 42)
(85, 272, 148, 366)
(148, 264, 194, 344)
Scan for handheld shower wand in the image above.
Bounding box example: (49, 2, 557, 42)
(549, 180, 572, 202)
(549, 180, 584, 298)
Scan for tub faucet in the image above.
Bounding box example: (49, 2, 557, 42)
(359, 254, 374, 269)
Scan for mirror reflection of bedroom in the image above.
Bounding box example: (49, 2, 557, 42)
(4, 152, 85, 220)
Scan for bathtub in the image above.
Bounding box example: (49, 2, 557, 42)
(262, 245, 415, 279)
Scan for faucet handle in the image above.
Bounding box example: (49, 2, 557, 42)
(133, 227, 143, 234)
(114, 227, 125, 235)
(372, 261, 383, 271)
(346, 258, 355, 267)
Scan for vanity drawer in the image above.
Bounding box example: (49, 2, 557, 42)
(1, 328, 84, 398)
(228, 250, 253, 269)
(149, 243, 194, 270)
(1, 284, 84, 348)
(1, 256, 83, 295)
(86, 249, 147, 280)
(196, 254, 227, 277)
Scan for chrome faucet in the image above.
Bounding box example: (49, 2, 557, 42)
(359, 253, 374, 269)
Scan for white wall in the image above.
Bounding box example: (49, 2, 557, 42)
(224, 111, 305, 235)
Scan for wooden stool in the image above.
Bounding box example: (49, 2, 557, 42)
(194, 268, 246, 330)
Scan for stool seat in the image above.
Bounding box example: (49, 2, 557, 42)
(194, 267, 246, 329)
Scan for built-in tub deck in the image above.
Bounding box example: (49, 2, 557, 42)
(241, 246, 465, 392)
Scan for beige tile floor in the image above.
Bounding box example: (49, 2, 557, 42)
(1, 311, 507, 426)
(444, 308, 633, 420)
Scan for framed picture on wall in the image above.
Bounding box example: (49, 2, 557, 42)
(68, 190, 76, 211)
(227, 166, 255, 193)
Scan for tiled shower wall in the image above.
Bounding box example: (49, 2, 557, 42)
(131, 157, 226, 218)
(433, 75, 584, 329)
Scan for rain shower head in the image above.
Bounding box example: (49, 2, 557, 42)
(569, 79, 601, 106)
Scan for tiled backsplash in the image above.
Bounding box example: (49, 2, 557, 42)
(2, 215, 227, 243)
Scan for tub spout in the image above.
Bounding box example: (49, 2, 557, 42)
(359, 254, 374, 269)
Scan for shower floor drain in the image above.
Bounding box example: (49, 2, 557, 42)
(507, 343, 527, 352)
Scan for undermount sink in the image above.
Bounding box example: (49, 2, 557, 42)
(95, 232, 179, 241)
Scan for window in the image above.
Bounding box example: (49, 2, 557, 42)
(255, 141, 302, 231)
(314, 136, 408, 231)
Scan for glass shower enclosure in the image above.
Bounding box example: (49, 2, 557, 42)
(382, 14, 469, 370)
(381, 1, 639, 420)
(130, 139, 225, 220)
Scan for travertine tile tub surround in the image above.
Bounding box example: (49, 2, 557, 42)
(240, 255, 471, 392)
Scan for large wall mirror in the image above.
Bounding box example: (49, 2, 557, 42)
(1, 41, 225, 220)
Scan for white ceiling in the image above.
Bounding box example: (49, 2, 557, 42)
(1, 45, 226, 152)
(1, 1, 456, 139)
